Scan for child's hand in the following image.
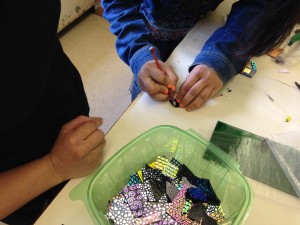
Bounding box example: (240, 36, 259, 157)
(138, 60, 178, 100)
(176, 64, 223, 111)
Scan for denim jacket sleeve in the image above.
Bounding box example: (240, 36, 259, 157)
(102, 0, 267, 86)
(101, 0, 159, 82)
(190, 0, 267, 84)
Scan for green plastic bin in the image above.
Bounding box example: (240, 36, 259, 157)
(87, 125, 253, 225)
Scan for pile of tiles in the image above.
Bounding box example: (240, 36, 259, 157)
(106, 156, 225, 225)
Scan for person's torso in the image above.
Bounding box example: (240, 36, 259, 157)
(140, 0, 224, 40)
(0, 0, 89, 171)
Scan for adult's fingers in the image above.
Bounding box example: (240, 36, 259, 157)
(61, 115, 95, 133)
(70, 117, 103, 141)
(82, 129, 106, 150)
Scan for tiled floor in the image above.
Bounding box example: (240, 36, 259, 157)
(59, 12, 132, 134)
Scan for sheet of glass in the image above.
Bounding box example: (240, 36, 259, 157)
(208, 121, 297, 197)
(266, 130, 300, 197)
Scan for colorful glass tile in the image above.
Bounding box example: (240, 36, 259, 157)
(186, 177, 220, 205)
(166, 185, 197, 225)
(142, 168, 164, 182)
(206, 204, 225, 222)
(143, 178, 166, 202)
(135, 212, 162, 224)
(170, 158, 181, 167)
(166, 181, 180, 202)
(127, 173, 142, 186)
(137, 169, 144, 183)
(154, 156, 170, 171)
(181, 199, 192, 215)
(142, 202, 178, 224)
(107, 156, 225, 225)
(187, 202, 206, 222)
(181, 177, 194, 188)
(106, 194, 135, 224)
(162, 163, 179, 179)
(122, 184, 146, 218)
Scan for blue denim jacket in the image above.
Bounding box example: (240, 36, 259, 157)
(102, 0, 266, 100)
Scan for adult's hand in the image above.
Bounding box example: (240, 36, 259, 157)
(0, 115, 106, 219)
(47, 115, 106, 181)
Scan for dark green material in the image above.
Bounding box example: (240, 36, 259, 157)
(288, 32, 300, 46)
(209, 121, 297, 197)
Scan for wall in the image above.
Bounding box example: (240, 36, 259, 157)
(58, 0, 95, 32)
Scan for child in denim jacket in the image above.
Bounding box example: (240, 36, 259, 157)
(102, 0, 300, 111)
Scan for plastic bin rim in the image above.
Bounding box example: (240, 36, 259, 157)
(87, 125, 254, 225)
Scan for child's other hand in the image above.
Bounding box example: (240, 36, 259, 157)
(176, 64, 223, 111)
(138, 60, 178, 100)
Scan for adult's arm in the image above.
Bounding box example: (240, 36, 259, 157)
(0, 116, 105, 219)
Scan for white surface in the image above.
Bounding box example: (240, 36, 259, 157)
(34, 75, 300, 225)
(35, 1, 300, 225)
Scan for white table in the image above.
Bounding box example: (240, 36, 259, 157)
(35, 1, 300, 224)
